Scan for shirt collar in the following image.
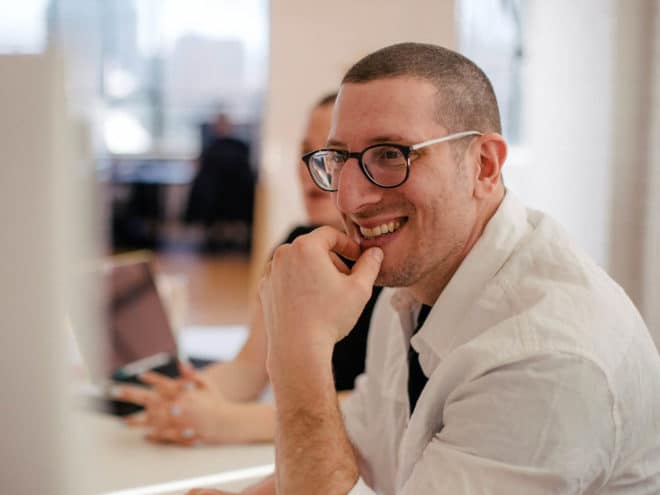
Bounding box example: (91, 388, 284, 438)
(390, 190, 530, 376)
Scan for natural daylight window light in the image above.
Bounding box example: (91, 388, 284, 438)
(0, 0, 49, 54)
(44, 0, 269, 156)
(457, 0, 525, 147)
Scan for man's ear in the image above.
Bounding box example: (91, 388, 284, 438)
(473, 133, 507, 199)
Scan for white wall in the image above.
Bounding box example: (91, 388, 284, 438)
(0, 53, 77, 494)
(252, 0, 456, 283)
(643, 3, 660, 340)
(492, 0, 659, 343)
(504, 0, 615, 268)
(608, 0, 660, 343)
(0, 50, 101, 494)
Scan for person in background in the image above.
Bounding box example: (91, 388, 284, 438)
(115, 93, 382, 445)
(189, 42, 660, 495)
(184, 113, 254, 252)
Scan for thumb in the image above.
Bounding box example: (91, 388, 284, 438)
(350, 247, 383, 291)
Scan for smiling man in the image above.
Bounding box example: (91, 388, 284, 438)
(189, 43, 660, 495)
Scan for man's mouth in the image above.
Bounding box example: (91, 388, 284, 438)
(358, 218, 406, 240)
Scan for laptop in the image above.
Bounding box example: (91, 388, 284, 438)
(74, 252, 213, 415)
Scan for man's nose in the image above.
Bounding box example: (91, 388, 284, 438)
(334, 157, 382, 214)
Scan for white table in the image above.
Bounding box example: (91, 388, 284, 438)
(75, 411, 274, 495)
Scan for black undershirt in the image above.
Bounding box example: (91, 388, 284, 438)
(408, 304, 432, 415)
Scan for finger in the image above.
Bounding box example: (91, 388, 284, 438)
(177, 359, 196, 377)
(258, 274, 271, 308)
(329, 252, 351, 275)
(350, 247, 384, 291)
(296, 226, 361, 262)
(150, 426, 197, 444)
(262, 259, 273, 277)
(111, 384, 157, 406)
(144, 400, 188, 429)
(319, 226, 362, 261)
(138, 371, 180, 397)
(124, 412, 149, 427)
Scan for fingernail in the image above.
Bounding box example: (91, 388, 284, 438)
(169, 405, 182, 416)
(369, 247, 383, 261)
(181, 428, 195, 439)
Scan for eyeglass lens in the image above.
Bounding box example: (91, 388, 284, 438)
(362, 146, 407, 186)
(309, 145, 408, 190)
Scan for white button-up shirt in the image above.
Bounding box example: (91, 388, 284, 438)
(342, 192, 660, 494)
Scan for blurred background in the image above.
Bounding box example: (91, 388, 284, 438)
(0, 0, 658, 493)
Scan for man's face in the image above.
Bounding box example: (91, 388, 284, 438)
(298, 103, 342, 229)
(329, 77, 479, 300)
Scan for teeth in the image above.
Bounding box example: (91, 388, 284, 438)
(359, 220, 402, 240)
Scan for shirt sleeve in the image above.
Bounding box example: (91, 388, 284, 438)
(399, 352, 618, 494)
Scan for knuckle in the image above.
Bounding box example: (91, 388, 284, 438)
(291, 235, 316, 256)
(271, 244, 289, 262)
(316, 225, 333, 236)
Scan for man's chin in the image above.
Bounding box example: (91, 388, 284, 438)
(374, 267, 407, 288)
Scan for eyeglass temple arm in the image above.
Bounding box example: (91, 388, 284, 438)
(410, 131, 483, 151)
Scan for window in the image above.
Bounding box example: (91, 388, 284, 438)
(457, 0, 525, 146)
(47, 0, 269, 157)
(0, 0, 49, 54)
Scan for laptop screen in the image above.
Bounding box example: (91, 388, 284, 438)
(103, 259, 177, 377)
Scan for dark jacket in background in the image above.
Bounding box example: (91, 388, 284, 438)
(184, 136, 254, 226)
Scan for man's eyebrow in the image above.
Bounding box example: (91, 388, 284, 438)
(368, 134, 406, 144)
(325, 138, 346, 148)
(325, 135, 408, 149)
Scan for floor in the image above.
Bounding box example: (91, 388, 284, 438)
(154, 251, 251, 326)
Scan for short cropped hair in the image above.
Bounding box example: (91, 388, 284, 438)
(342, 43, 501, 134)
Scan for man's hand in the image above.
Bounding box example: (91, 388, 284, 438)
(259, 226, 383, 372)
(258, 226, 382, 494)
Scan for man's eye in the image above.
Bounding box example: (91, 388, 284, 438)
(373, 148, 402, 161)
(329, 153, 346, 163)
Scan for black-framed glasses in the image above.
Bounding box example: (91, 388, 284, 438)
(301, 130, 482, 192)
